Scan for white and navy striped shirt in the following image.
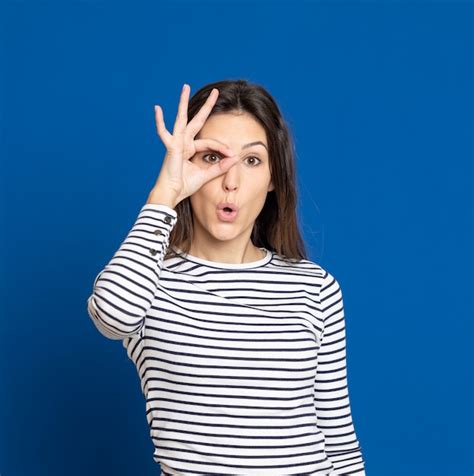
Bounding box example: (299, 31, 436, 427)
(87, 203, 366, 475)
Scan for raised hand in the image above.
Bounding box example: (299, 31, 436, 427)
(148, 84, 239, 207)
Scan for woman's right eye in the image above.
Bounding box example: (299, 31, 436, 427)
(202, 153, 221, 164)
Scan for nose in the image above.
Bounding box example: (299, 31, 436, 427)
(224, 182, 237, 192)
(222, 165, 239, 192)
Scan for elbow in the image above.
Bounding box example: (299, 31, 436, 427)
(86, 294, 144, 340)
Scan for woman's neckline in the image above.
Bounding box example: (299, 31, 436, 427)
(173, 246, 273, 270)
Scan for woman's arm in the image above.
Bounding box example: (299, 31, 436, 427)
(86, 203, 177, 340)
(314, 270, 366, 475)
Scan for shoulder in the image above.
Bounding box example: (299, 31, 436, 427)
(270, 252, 340, 293)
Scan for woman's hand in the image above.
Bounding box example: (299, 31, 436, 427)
(149, 84, 239, 207)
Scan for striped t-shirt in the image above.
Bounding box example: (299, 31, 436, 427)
(87, 203, 366, 475)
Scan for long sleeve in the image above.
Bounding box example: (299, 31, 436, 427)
(314, 270, 366, 475)
(86, 203, 178, 340)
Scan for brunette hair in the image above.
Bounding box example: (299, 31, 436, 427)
(165, 78, 307, 262)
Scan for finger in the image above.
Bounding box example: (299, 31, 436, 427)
(154, 105, 172, 147)
(204, 155, 240, 181)
(194, 139, 235, 157)
(185, 88, 219, 138)
(172, 83, 190, 136)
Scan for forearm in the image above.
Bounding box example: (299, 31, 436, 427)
(86, 203, 177, 339)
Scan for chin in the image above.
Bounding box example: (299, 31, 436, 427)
(209, 228, 240, 242)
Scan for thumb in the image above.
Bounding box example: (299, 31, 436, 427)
(205, 155, 240, 180)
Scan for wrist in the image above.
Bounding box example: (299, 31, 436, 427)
(146, 188, 178, 209)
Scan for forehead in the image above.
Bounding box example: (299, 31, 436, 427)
(199, 112, 267, 147)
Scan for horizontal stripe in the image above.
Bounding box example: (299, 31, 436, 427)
(87, 203, 366, 475)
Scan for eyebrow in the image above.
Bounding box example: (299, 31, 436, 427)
(203, 138, 268, 152)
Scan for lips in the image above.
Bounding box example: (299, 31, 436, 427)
(217, 202, 238, 213)
(216, 202, 238, 222)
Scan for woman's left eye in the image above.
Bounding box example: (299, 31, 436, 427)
(245, 156, 262, 166)
(202, 154, 261, 166)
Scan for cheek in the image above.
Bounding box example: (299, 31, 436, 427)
(189, 187, 213, 215)
(244, 187, 269, 215)
(189, 191, 201, 214)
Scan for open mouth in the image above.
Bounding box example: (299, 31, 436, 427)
(216, 205, 238, 221)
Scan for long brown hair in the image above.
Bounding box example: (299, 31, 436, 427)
(165, 79, 307, 262)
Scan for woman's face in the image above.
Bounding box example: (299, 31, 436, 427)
(190, 111, 274, 244)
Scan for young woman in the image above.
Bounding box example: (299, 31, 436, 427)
(87, 80, 366, 475)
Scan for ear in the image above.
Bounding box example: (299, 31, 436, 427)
(268, 180, 275, 192)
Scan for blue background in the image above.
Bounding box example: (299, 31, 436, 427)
(1, 1, 472, 475)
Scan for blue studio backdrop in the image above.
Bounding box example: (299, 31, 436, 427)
(0, 2, 472, 476)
